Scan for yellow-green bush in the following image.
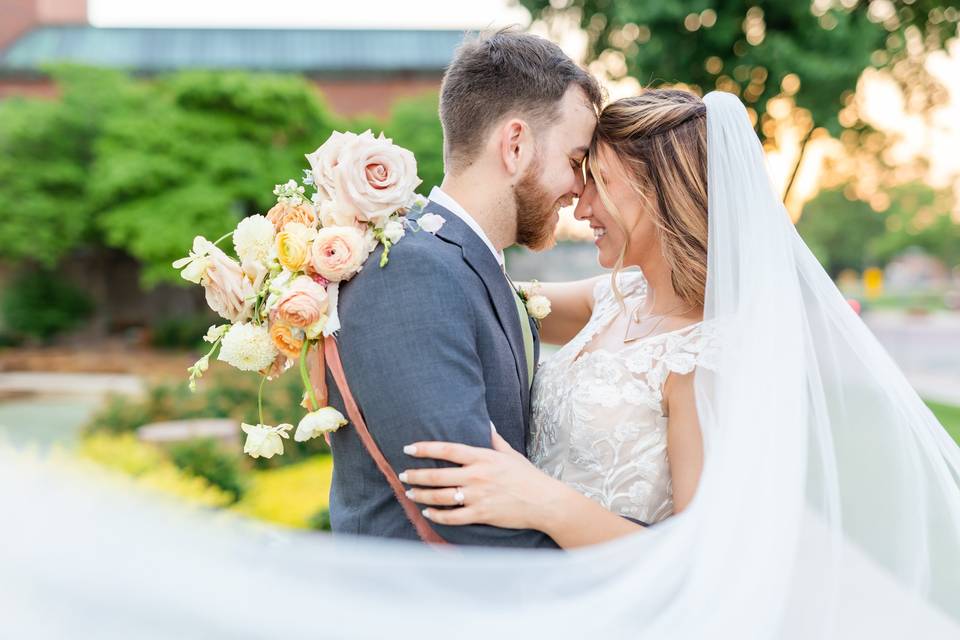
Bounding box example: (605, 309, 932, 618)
(78, 432, 234, 508)
(232, 456, 333, 529)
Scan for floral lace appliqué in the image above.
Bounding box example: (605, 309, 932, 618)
(528, 271, 718, 526)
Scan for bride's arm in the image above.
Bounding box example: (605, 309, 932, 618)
(398, 428, 647, 549)
(398, 372, 706, 548)
(515, 276, 604, 345)
(662, 371, 704, 513)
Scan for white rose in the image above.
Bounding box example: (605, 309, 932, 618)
(526, 294, 552, 320)
(417, 212, 446, 234)
(217, 322, 278, 372)
(294, 407, 348, 442)
(241, 422, 293, 459)
(334, 131, 422, 225)
(383, 219, 406, 244)
(233, 214, 276, 267)
(305, 131, 358, 201)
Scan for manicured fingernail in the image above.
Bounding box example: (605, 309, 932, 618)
(398, 471, 408, 482)
(403, 444, 417, 455)
(421, 509, 431, 519)
(405, 489, 414, 499)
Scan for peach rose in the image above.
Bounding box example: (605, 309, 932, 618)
(269, 322, 305, 360)
(266, 201, 317, 232)
(203, 244, 255, 323)
(308, 226, 367, 283)
(275, 222, 314, 272)
(334, 131, 422, 224)
(305, 131, 358, 201)
(272, 275, 329, 328)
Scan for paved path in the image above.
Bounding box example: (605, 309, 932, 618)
(862, 310, 960, 405)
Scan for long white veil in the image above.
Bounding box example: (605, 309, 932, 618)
(2, 91, 958, 639)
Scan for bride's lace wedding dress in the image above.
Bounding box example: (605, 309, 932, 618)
(529, 271, 718, 526)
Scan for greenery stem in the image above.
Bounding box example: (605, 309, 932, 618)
(257, 375, 267, 426)
(299, 339, 320, 411)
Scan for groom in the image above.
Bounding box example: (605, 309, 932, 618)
(325, 29, 601, 546)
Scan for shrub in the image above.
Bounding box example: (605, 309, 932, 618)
(168, 438, 247, 502)
(1, 268, 94, 342)
(77, 432, 234, 508)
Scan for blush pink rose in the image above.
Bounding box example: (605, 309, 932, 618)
(203, 244, 255, 323)
(272, 275, 329, 329)
(305, 131, 358, 201)
(307, 226, 367, 283)
(333, 131, 421, 225)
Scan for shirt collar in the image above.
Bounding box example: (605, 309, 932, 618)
(429, 186, 505, 268)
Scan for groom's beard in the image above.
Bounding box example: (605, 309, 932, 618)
(514, 156, 559, 251)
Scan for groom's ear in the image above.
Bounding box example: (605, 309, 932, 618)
(499, 118, 530, 178)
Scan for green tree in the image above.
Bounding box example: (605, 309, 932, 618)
(521, 1, 959, 195)
(92, 70, 343, 285)
(0, 65, 135, 267)
(386, 91, 444, 195)
(796, 187, 888, 275)
(797, 181, 959, 275)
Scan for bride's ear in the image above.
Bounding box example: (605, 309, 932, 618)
(498, 119, 529, 178)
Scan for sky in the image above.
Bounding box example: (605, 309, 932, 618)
(88, 0, 531, 30)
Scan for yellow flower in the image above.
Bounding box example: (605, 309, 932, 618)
(275, 222, 314, 272)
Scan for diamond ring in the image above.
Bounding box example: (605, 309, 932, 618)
(453, 487, 465, 506)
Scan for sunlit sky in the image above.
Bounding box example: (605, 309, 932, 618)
(88, 0, 960, 233)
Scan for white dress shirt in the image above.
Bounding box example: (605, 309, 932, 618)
(428, 186, 505, 268)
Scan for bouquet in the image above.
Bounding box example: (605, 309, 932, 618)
(172, 130, 445, 459)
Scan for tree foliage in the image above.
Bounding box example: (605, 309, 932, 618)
(521, 1, 958, 137)
(0, 66, 445, 287)
(797, 181, 959, 275)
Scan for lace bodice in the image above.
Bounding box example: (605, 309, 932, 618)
(528, 271, 718, 525)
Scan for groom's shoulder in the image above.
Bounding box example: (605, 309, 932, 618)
(348, 227, 465, 291)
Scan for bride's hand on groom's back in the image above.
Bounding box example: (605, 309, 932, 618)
(397, 426, 560, 530)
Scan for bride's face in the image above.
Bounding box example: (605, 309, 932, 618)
(573, 143, 659, 269)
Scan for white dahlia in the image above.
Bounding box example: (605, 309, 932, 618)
(216, 322, 278, 372)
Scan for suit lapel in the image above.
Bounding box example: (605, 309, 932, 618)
(427, 202, 529, 415)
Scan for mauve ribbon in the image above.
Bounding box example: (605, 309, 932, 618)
(322, 336, 448, 546)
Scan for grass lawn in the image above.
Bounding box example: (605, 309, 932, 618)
(927, 400, 960, 445)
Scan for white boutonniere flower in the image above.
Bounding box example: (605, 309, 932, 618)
(516, 280, 551, 326)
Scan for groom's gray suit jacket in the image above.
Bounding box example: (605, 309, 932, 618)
(325, 201, 558, 548)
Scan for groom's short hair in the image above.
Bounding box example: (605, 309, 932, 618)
(439, 28, 602, 173)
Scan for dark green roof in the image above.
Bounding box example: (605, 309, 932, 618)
(0, 26, 468, 73)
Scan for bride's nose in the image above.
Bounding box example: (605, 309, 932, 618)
(573, 198, 591, 221)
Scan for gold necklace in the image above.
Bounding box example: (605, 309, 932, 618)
(624, 300, 693, 343)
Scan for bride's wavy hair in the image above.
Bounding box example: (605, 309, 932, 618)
(589, 89, 709, 308)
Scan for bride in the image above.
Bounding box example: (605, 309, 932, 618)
(400, 89, 716, 547)
(4, 90, 958, 638)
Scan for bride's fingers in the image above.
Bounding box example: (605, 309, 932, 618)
(421, 506, 479, 526)
(398, 466, 469, 488)
(404, 486, 464, 506)
(402, 441, 488, 465)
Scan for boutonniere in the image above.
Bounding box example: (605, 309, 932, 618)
(516, 279, 551, 328)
